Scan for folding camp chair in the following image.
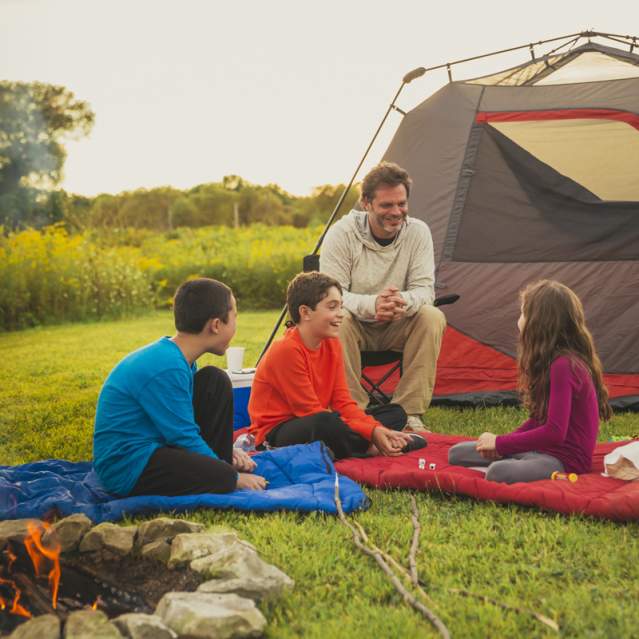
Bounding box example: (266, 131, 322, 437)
(360, 294, 459, 406)
(361, 350, 403, 405)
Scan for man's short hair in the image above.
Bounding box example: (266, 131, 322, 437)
(173, 278, 233, 334)
(287, 271, 342, 324)
(360, 161, 412, 203)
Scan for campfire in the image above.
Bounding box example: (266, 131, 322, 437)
(0, 515, 292, 638)
(1, 522, 60, 629)
(0, 520, 191, 635)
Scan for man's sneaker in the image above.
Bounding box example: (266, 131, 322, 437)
(404, 415, 430, 433)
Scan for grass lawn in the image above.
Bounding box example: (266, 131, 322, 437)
(2, 311, 638, 638)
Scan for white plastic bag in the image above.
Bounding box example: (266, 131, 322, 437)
(603, 442, 639, 481)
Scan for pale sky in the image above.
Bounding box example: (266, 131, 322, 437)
(1, 0, 637, 196)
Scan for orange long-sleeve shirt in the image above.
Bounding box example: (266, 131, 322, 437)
(248, 327, 378, 446)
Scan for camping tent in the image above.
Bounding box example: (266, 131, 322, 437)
(380, 39, 639, 409)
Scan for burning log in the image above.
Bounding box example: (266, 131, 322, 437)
(13, 573, 61, 619)
(1, 516, 245, 635)
(0, 520, 64, 632)
(23, 521, 61, 608)
(60, 559, 154, 613)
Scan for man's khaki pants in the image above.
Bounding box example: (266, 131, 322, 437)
(339, 306, 447, 415)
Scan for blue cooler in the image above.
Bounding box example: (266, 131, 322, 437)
(226, 369, 255, 430)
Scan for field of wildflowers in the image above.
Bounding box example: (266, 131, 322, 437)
(0, 224, 321, 330)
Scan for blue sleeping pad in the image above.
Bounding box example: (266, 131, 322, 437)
(0, 442, 369, 524)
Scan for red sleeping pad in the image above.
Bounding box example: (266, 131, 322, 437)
(335, 433, 639, 522)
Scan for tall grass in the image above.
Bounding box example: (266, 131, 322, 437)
(0, 224, 321, 330)
(0, 226, 153, 329)
(134, 225, 320, 309)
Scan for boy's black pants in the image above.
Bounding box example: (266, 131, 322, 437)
(265, 403, 406, 460)
(130, 366, 237, 496)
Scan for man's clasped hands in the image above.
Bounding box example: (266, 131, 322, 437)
(374, 286, 407, 322)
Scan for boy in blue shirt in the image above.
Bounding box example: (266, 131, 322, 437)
(93, 278, 265, 496)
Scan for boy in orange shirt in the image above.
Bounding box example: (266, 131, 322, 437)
(248, 272, 426, 459)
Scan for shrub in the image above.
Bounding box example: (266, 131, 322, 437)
(0, 225, 154, 329)
(136, 224, 320, 309)
(0, 224, 322, 329)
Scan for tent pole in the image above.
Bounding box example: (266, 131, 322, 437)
(255, 75, 421, 365)
(309, 80, 411, 256)
(592, 30, 638, 42)
(543, 35, 582, 57)
(255, 28, 639, 366)
(598, 33, 639, 48)
(416, 31, 638, 77)
(418, 31, 585, 74)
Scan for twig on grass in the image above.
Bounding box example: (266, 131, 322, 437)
(406, 488, 558, 633)
(335, 478, 559, 636)
(334, 475, 450, 639)
(409, 494, 421, 586)
(349, 514, 435, 605)
(449, 588, 559, 633)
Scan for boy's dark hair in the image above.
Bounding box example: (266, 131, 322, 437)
(173, 278, 233, 334)
(287, 272, 342, 324)
(360, 161, 412, 203)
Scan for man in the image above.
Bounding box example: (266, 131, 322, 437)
(93, 278, 265, 496)
(320, 161, 446, 431)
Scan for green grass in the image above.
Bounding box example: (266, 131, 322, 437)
(2, 312, 639, 638)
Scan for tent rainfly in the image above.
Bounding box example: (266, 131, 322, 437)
(380, 38, 639, 409)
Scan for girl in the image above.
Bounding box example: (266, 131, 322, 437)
(248, 272, 426, 459)
(448, 280, 611, 484)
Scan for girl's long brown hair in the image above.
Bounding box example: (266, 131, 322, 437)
(518, 280, 612, 422)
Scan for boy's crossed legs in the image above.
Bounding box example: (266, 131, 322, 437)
(266, 404, 407, 460)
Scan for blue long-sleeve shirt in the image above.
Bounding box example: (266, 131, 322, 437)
(93, 337, 217, 495)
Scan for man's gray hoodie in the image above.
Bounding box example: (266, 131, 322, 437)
(319, 209, 435, 321)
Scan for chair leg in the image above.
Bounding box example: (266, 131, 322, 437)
(361, 361, 401, 406)
(376, 362, 401, 389)
(361, 372, 392, 404)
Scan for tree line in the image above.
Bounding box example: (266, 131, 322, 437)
(0, 80, 358, 231)
(55, 178, 359, 231)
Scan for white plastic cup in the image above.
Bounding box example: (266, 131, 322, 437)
(226, 346, 245, 372)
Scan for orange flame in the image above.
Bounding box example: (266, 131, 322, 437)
(23, 521, 61, 609)
(91, 598, 99, 610)
(0, 577, 31, 618)
(10, 588, 31, 618)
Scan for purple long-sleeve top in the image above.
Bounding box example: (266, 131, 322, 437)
(495, 355, 600, 474)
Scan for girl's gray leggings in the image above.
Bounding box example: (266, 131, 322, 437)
(448, 441, 564, 484)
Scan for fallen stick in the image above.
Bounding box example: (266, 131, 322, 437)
(449, 588, 559, 633)
(336, 478, 557, 635)
(409, 494, 420, 587)
(334, 475, 450, 639)
(349, 517, 435, 604)
(351, 499, 438, 608)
